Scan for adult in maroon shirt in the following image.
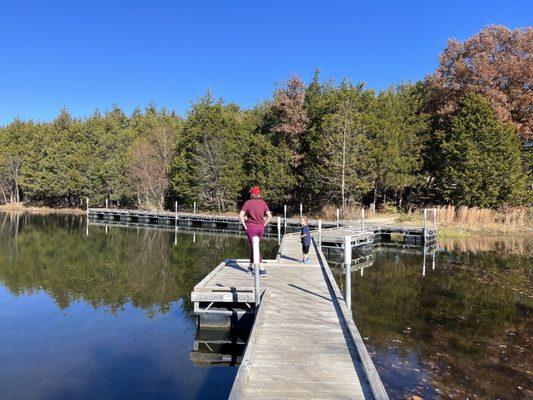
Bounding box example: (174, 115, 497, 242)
(239, 186, 272, 276)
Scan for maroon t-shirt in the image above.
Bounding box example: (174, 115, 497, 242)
(241, 199, 270, 225)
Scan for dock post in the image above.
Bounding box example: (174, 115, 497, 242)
(422, 243, 427, 276)
(283, 205, 287, 230)
(193, 202, 197, 214)
(336, 208, 340, 228)
(175, 201, 178, 227)
(318, 219, 322, 246)
(253, 236, 261, 307)
(344, 236, 352, 312)
(300, 203, 303, 218)
(361, 207, 365, 231)
(105, 198, 108, 209)
(85, 199, 89, 236)
(277, 217, 281, 245)
(423, 208, 427, 241)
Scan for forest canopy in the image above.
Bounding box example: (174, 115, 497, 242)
(0, 25, 530, 211)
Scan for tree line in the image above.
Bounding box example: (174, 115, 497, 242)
(0, 25, 530, 212)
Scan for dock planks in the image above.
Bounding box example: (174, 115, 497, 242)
(193, 233, 388, 399)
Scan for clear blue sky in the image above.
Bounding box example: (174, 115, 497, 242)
(1, 0, 531, 125)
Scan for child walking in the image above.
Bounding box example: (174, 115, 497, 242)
(300, 216, 311, 264)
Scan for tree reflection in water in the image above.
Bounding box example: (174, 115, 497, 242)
(0, 212, 285, 399)
(337, 238, 532, 399)
(0, 212, 277, 315)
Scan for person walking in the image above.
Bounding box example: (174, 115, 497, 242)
(239, 186, 272, 276)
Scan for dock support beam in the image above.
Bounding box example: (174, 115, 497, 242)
(318, 219, 322, 246)
(336, 208, 340, 228)
(277, 217, 281, 245)
(175, 201, 178, 227)
(423, 208, 428, 240)
(344, 236, 352, 312)
(105, 198, 108, 209)
(253, 236, 261, 307)
(300, 203, 303, 218)
(283, 205, 287, 230)
(194, 202, 197, 214)
(86, 198, 89, 236)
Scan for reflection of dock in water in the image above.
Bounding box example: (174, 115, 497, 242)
(190, 327, 249, 367)
(327, 242, 438, 277)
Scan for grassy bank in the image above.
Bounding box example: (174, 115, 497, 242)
(0, 203, 84, 215)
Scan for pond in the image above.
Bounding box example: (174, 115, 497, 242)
(332, 238, 532, 399)
(0, 212, 531, 399)
(0, 212, 277, 400)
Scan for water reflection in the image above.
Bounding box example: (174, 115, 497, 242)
(190, 327, 249, 367)
(0, 212, 278, 400)
(338, 237, 532, 400)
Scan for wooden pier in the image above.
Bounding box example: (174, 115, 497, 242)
(88, 207, 336, 234)
(88, 207, 437, 244)
(192, 233, 388, 400)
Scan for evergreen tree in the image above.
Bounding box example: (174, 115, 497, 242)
(303, 80, 373, 208)
(172, 93, 245, 211)
(242, 105, 295, 207)
(367, 85, 427, 207)
(437, 93, 527, 207)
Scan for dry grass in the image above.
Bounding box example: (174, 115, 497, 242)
(308, 204, 392, 223)
(314, 203, 532, 234)
(314, 204, 367, 220)
(396, 205, 532, 234)
(0, 203, 84, 215)
(436, 205, 531, 233)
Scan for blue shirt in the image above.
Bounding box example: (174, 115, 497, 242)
(301, 225, 311, 245)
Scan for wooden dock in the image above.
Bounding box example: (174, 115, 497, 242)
(192, 233, 388, 400)
(88, 207, 437, 244)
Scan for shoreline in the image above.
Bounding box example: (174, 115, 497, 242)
(0, 204, 85, 215)
(1, 204, 531, 237)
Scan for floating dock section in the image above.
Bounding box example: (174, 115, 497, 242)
(88, 208, 437, 244)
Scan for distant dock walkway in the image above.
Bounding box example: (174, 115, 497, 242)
(88, 207, 437, 244)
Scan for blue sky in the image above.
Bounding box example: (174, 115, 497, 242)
(0, 0, 531, 125)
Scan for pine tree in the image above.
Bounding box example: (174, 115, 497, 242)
(172, 93, 245, 211)
(437, 93, 527, 207)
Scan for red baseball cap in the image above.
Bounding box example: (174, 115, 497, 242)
(250, 186, 261, 195)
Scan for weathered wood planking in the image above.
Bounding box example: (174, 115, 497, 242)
(192, 232, 388, 399)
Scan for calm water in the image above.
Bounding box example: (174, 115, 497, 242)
(1, 213, 531, 399)
(0, 213, 277, 400)
(332, 239, 532, 400)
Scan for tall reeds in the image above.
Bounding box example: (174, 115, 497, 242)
(436, 205, 530, 233)
(316, 203, 531, 233)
